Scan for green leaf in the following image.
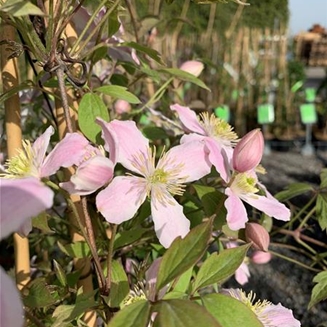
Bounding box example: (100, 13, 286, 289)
(153, 299, 221, 327)
(53, 260, 67, 287)
(202, 293, 263, 327)
(0, 0, 45, 16)
(156, 219, 213, 291)
(308, 271, 327, 309)
(192, 244, 251, 292)
(172, 267, 193, 294)
(107, 260, 130, 308)
(32, 212, 53, 234)
(320, 169, 327, 188)
(0, 80, 36, 104)
(274, 183, 314, 202)
(114, 228, 148, 249)
(122, 41, 164, 65)
(57, 241, 91, 258)
(316, 194, 327, 231)
(23, 279, 60, 308)
(158, 68, 210, 90)
(95, 85, 140, 104)
(108, 300, 151, 327)
(142, 126, 168, 140)
(78, 93, 109, 143)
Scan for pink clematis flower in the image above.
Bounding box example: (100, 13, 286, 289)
(171, 104, 238, 182)
(2, 126, 89, 180)
(179, 60, 204, 77)
(224, 171, 290, 230)
(0, 177, 54, 327)
(223, 289, 301, 327)
(95, 119, 211, 247)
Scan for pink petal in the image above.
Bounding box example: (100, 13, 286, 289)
(235, 262, 250, 285)
(151, 191, 190, 248)
(205, 138, 231, 182)
(96, 117, 119, 165)
(224, 188, 249, 230)
(0, 267, 24, 327)
(32, 126, 54, 173)
(41, 133, 89, 177)
(241, 194, 290, 222)
(96, 176, 147, 224)
(251, 251, 272, 264)
(260, 303, 301, 327)
(170, 104, 206, 135)
(164, 141, 211, 182)
(0, 177, 54, 239)
(99, 119, 149, 174)
(60, 156, 114, 195)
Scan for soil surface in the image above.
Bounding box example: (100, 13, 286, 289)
(227, 147, 327, 327)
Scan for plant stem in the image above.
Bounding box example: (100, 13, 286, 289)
(105, 224, 118, 295)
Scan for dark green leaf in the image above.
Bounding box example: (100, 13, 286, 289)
(202, 293, 263, 327)
(316, 194, 327, 231)
(158, 68, 210, 90)
(95, 85, 140, 104)
(114, 228, 148, 249)
(156, 219, 213, 291)
(108, 300, 151, 327)
(320, 169, 327, 188)
(142, 126, 168, 140)
(274, 183, 314, 202)
(78, 93, 109, 143)
(192, 243, 251, 292)
(32, 212, 53, 234)
(309, 271, 327, 309)
(154, 299, 221, 327)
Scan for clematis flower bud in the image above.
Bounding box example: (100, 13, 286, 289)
(251, 250, 272, 264)
(233, 129, 264, 172)
(245, 222, 270, 252)
(179, 60, 204, 77)
(114, 99, 131, 115)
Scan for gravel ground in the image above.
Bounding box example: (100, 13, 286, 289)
(228, 147, 327, 327)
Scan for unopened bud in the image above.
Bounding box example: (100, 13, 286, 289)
(233, 129, 264, 172)
(245, 222, 270, 252)
(179, 60, 204, 77)
(114, 99, 131, 114)
(251, 250, 272, 264)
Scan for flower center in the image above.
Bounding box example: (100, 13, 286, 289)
(231, 172, 259, 195)
(199, 112, 238, 146)
(1, 140, 36, 178)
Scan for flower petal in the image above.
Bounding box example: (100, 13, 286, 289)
(0, 177, 54, 239)
(170, 104, 206, 135)
(32, 126, 54, 172)
(224, 188, 249, 230)
(205, 138, 231, 182)
(260, 303, 301, 327)
(41, 133, 89, 177)
(151, 191, 190, 248)
(96, 117, 119, 165)
(98, 119, 149, 174)
(241, 194, 290, 222)
(235, 262, 250, 285)
(60, 156, 114, 195)
(164, 141, 211, 182)
(96, 176, 147, 224)
(0, 267, 24, 327)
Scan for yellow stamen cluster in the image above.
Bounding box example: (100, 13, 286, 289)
(199, 112, 238, 146)
(122, 284, 147, 307)
(232, 173, 259, 195)
(1, 140, 35, 178)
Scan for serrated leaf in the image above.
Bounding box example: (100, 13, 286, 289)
(122, 41, 164, 65)
(0, 0, 45, 16)
(202, 293, 263, 327)
(108, 300, 151, 327)
(192, 244, 251, 292)
(95, 85, 140, 104)
(308, 271, 327, 309)
(23, 279, 60, 308)
(158, 68, 210, 91)
(78, 93, 109, 143)
(154, 299, 221, 327)
(156, 219, 213, 291)
(316, 194, 327, 231)
(274, 183, 314, 202)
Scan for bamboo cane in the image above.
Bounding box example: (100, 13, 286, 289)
(0, 21, 31, 291)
